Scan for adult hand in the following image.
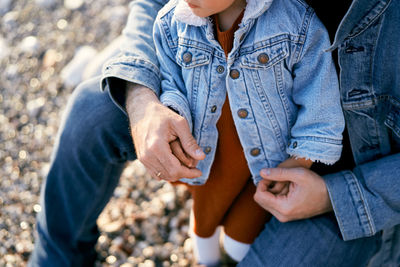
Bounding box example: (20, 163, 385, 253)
(254, 167, 333, 222)
(126, 83, 205, 182)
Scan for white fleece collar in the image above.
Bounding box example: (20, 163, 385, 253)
(174, 0, 274, 26)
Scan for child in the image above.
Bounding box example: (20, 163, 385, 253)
(153, 0, 345, 264)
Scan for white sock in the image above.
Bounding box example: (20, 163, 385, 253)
(223, 234, 250, 262)
(191, 229, 221, 266)
(189, 210, 221, 266)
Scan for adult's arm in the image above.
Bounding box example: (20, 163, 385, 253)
(254, 152, 400, 241)
(324, 153, 400, 240)
(101, 0, 167, 100)
(100, 0, 204, 181)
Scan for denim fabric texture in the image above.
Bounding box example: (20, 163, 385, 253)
(28, 77, 136, 266)
(320, 0, 400, 265)
(29, 0, 400, 266)
(153, 0, 345, 186)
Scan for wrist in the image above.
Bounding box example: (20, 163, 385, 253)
(126, 82, 160, 126)
(279, 157, 313, 169)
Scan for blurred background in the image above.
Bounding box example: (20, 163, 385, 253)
(0, 0, 198, 266)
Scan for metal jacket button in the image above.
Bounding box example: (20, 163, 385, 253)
(292, 141, 297, 148)
(217, 65, 225, 74)
(257, 53, 269, 64)
(237, 108, 248, 118)
(250, 148, 260, 156)
(230, 69, 240, 79)
(204, 146, 212, 154)
(182, 52, 192, 63)
(211, 105, 217, 113)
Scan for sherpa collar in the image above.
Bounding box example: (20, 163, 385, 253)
(174, 0, 274, 26)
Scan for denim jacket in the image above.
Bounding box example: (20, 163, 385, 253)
(153, 0, 345, 185)
(101, 0, 399, 264)
(322, 0, 400, 264)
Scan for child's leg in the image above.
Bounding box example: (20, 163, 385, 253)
(222, 179, 271, 262)
(190, 210, 221, 266)
(223, 233, 250, 262)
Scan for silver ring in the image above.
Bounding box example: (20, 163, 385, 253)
(156, 171, 162, 178)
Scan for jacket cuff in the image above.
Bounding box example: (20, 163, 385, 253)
(101, 56, 161, 97)
(160, 92, 193, 132)
(286, 137, 342, 165)
(323, 171, 375, 241)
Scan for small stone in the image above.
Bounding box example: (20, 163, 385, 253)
(35, 0, 56, 8)
(105, 255, 117, 264)
(0, 0, 12, 15)
(100, 220, 124, 233)
(64, 0, 84, 10)
(142, 259, 155, 267)
(27, 97, 45, 118)
(60, 46, 97, 88)
(142, 246, 154, 258)
(42, 49, 62, 68)
(19, 36, 40, 54)
(0, 37, 9, 60)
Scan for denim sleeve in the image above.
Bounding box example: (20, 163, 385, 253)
(153, 12, 193, 131)
(100, 0, 169, 112)
(286, 12, 345, 165)
(324, 153, 400, 241)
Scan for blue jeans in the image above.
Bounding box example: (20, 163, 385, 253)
(29, 77, 381, 266)
(239, 214, 381, 267)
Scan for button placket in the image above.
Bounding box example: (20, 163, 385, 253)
(250, 148, 260, 156)
(204, 146, 212, 154)
(237, 108, 248, 118)
(216, 65, 225, 74)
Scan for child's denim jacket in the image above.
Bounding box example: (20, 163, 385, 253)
(153, 0, 345, 185)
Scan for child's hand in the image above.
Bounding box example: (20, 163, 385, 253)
(170, 139, 199, 168)
(264, 157, 313, 196)
(266, 180, 290, 195)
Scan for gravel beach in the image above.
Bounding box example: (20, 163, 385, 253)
(0, 0, 237, 266)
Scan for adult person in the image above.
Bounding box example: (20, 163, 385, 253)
(29, 0, 399, 266)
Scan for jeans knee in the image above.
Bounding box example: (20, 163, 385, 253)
(54, 76, 133, 160)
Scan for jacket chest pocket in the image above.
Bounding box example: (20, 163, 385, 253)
(239, 40, 288, 70)
(176, 44, 211, 69)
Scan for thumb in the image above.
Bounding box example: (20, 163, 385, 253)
(260, 167, 296, 183)
(175, 122, 205, 161)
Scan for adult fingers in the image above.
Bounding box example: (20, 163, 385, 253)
(260, 167, 306, 183)
(268, 181, 288, 194)
(170, 140, 197, 168)
(254, 182, 295, 222)
(254, 180, 280, 209)
(172, 117, 205, 161)
(153, 142, 202, 181)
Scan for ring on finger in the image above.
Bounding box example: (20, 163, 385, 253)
(156, 171, 162, 178)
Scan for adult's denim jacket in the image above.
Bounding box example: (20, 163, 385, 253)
(100, 0, 400, 264)
(152, 0, 344, 185)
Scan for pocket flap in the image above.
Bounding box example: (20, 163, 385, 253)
(176, 42, 211, 68)
(240, 39, 288, 69)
